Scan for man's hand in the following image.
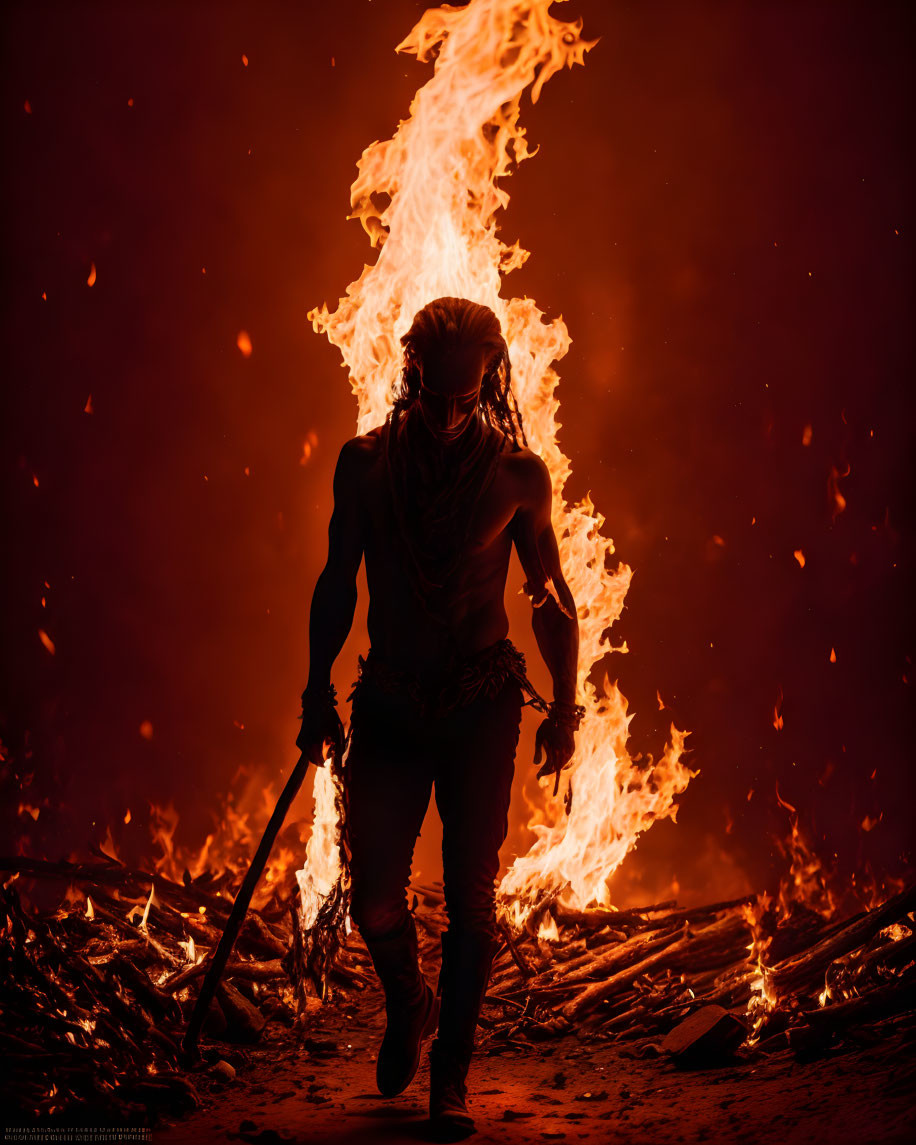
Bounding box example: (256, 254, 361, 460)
(533, 714, 577, 795)
(296, 695, 344, 767)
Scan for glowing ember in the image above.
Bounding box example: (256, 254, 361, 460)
(301, 0, 693, 931)
(87, 262, 97, 287)
(38, 629, 55, 655)
(139, 720, 154, 740)
(828, 463, 848, 520)
(299, 431, 319, 466)
(236, 330, 253, 358)
(793, 549, 805, 568)
(772, 685, 784, 731)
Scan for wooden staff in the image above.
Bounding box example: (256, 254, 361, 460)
(182, 748, 329, 1058)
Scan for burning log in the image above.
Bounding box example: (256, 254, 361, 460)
(768, 883, 916, 998)
(497, 921, 535, 979)
(4, 827, 913, 1126)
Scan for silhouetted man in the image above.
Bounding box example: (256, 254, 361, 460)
(297, 297, 581, 1139)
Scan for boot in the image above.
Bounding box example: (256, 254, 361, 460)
(429, 1039, 474, 1141)
(428, 928, 498, 1139)
(364, 915, 439, 1097)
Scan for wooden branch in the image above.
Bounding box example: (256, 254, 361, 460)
(769, 884, 916, 996)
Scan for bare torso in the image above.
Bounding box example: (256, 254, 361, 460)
(345, 424, 543, 669)
(300, 404, 579, 772)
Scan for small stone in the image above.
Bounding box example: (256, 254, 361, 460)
(661, 1004, 747, 1067)
(211, 1060, 236, 1082)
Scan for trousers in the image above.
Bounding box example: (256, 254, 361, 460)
(346, 661, 524, 944)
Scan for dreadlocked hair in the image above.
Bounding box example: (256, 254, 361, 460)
(392, 297, 527, 449)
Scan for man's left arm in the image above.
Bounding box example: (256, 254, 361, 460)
(511, 453, 581, 784)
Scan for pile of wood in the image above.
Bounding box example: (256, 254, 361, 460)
(2, 850, 914, 1123)
(477, 884, 916, 1056)
(0, 853, 304, 1121)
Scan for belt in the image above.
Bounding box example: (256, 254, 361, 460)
(349, 638, 549, 720)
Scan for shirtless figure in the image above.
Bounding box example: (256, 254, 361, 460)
(297, 297, 581, 1139)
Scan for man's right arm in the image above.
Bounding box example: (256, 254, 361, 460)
(297, 437, 368, 766)
(304, 437, 368, 694)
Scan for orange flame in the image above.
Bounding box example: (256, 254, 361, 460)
(828, 463, 848, 520)
(772, 685, 784, 731)
(301, 0, 693, 928)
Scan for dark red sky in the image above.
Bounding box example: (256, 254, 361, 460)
(2, 1, 913, 903)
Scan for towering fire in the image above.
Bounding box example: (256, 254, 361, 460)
(297, 0, 695, 933)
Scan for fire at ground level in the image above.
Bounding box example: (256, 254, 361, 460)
(2, 861, 914, 1144)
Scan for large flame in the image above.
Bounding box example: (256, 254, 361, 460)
(298, 0, 695, 930)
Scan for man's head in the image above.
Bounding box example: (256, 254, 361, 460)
(394, 297, 526, 447)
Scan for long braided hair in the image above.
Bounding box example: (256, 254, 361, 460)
(391, 297, 527, 449)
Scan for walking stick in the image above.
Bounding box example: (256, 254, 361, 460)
(182, 744, 334, 1059)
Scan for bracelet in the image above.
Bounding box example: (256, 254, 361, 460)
(300, 683, 338, 709)
(547, 700, 585, 730)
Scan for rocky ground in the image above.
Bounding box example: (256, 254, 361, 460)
(156, 984, 915, 1145)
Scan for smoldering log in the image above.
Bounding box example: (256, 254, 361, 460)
(768, 884, 916, 997)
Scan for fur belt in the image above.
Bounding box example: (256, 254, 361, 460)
(349, 638, 548, 719)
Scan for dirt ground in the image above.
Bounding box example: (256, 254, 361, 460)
(155, 985, 916, 1145)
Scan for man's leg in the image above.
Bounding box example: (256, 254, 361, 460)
(430, 682, 523, 1135)
(347, 689, 439, 1096)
